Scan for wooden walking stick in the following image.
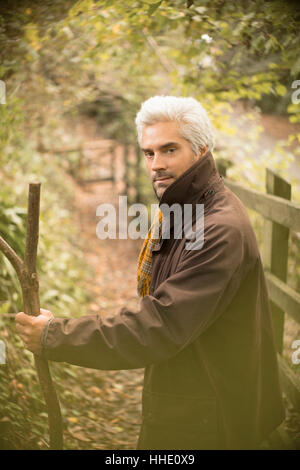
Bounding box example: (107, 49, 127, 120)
(0, 182, 63, 449)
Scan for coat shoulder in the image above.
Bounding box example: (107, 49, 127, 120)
(200, 186, 261, 266)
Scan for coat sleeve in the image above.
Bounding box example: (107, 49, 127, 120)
(42, 223, 250, 370)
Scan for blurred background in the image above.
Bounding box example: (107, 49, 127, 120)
(0, 0, 299, 450)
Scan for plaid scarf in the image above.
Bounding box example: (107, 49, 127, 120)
(137, 209, 163, 297)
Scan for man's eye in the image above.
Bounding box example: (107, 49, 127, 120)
(144, 152, 153, 158)
(167, 148, 176, 153)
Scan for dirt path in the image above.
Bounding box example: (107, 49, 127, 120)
(58, 138, 145, 450)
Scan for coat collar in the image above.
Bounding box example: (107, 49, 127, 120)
(158, 150, 219, 208)
(152, 151, 223, 252)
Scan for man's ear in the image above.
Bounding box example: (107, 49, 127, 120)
(197, 145, 208, 159)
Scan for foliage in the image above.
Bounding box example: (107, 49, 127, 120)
(0, 0, 299, 450)
(0, 143, 93, 449)
(1, 0, 300, 147)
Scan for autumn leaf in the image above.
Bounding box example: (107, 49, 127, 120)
(70, 431, 90, 442)
(67, 417, 79, 424)
(89, 386, 102, 395)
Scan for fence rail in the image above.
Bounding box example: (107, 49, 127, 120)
(265, 271, 300, 325)
(43, 141, 141, 201)
(224, 179, 300, 232)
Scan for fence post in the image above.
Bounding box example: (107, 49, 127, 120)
(263, 169, 291, 354)
(123, 144, 130, 198)
(77, 146, 84, 181)
(110, 145, 116, 187)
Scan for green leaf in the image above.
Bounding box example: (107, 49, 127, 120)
(148, 1, 162, 16)
(275, 84, 287, 96)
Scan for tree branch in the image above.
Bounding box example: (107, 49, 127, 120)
(0, 234, 23, 281)
(0, 182, 63, 449)
(24, 182, 40, 278)
(142, 28, 173, 74)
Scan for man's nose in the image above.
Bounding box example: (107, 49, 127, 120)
(151, 152, 167, 172)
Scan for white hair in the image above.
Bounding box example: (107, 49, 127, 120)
(135, 95, 214, 154)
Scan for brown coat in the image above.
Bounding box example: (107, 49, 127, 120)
(43, 151, 285, 449)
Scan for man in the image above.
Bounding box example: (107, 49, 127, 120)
(16, 96, 285, 450)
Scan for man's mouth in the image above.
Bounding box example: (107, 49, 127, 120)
(154, 176, 173, 183)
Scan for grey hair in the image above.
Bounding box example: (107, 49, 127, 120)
(135, 95, 214, 154)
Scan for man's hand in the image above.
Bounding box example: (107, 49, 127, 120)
(15, 308, 54, 355)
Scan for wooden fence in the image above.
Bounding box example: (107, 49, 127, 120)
(216, 160, 300, 446)
(44, 141, 142, 203)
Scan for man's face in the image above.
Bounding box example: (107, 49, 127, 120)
(141, 121, 206, 200)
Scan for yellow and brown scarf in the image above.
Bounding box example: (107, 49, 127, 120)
(137, 209, 163, 297)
